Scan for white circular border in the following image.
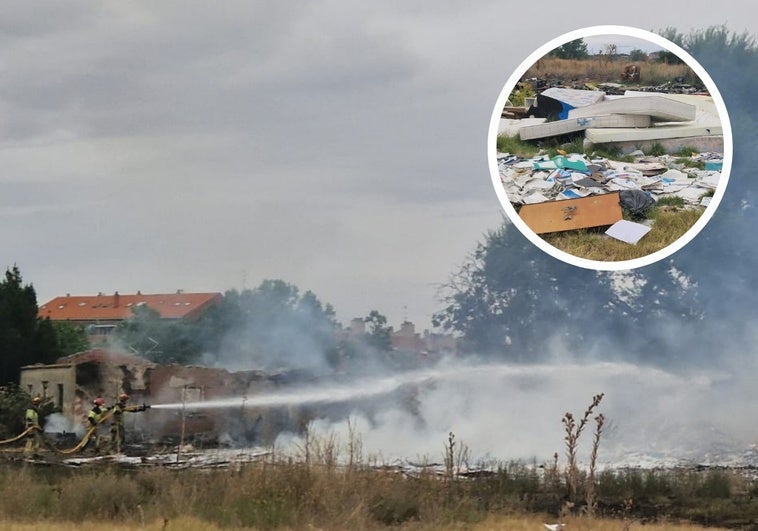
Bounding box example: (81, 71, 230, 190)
(488, 25, 733, 271)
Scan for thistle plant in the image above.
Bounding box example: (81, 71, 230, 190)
(586, 413, 605, 515)
(562, 392, 604, 501)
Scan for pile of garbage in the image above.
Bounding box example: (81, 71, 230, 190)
(500, 87, 723, 156)
(498, 150, 722, 208)
(517, 78, 705, 96)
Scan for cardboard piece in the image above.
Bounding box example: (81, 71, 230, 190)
(518, 192, 623, 234)
(605, 220, 652, 245)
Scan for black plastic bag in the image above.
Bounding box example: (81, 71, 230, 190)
(619, 190, 655, 218)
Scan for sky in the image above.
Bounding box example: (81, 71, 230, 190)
(2, 0, 755, 331)
(583, 35, 665, 54)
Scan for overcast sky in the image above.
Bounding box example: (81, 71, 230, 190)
(583, 35, 665, 54)
(1, 1, 754, 330)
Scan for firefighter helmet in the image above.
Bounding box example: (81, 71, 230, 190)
(32, 396, 42, 405)
(93, 397, 105, 406)
(118, 393, 129, 402)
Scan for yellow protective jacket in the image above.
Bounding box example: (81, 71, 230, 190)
(87, 405, 107, 426)
(25, 407, 39, 429)
(111, 402, 145, 429)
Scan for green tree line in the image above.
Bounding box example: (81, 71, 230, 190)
(0, 266, 396, 384)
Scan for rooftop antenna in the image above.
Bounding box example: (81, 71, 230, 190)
(402, 305, 408, 323)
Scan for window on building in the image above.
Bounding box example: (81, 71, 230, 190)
(181, 386, 204, 404)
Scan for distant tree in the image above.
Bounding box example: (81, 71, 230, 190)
(0, 384, 33, 438)
(657, 25, 758, 335)
(201, 280, 340, 371)
(655, 27, 685, 64)
(112, 279, 341, 370)
(550, 39, 589, 60)
(432, 223, 602, 359)
(658, 27, 686, 48)
(0, 265, 58, 384)
(364, 310, 392, 351)
(629, 49, 648, 61)
(0, 384, 57, 438)
(51, 321, 89, 357)
(114, 305, 201, 364)
(684, 25, 756, 69)
(433, 221, 704, 364)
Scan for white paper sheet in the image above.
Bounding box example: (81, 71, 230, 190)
(522, 192, 550, 204)
(605, 220, 652, 245)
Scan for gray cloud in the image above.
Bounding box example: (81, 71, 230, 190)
(1, 1, 754, 328)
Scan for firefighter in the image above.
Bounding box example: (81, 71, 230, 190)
(109, 393, 148, 453)
(87, 397, 107, 454)
(24, 396, 43, 457)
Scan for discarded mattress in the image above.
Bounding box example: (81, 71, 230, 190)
(567, 95, 696, 122)
(526, 87, 605, 120)
(585, 124, 722, 144)
(519, 114, 650, 140)
(499, 117, 547, 136)
(583, 93, 721, 144)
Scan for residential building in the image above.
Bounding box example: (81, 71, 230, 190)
(38, 291, 222, 343)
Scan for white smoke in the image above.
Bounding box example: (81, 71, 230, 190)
(272, 357, 756, 467)
(44, 412, 86, 437)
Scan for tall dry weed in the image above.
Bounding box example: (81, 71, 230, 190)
(562, 392, 604, 502)
(585, 413, 605, 515)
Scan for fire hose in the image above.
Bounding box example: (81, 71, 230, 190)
(47, 408, 116, 455)
(0, 426, 38, 445)
(2, 404, 149, 455)
(0, 409, 115, 454)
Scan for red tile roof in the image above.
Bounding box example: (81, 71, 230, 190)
(38, 291, 222, 321)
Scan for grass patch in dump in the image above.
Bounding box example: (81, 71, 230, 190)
(496, 134, 539, 157)
(674, 157, 706, 170)
(655, 196, 686, 208)
(540, 207, 704, 261)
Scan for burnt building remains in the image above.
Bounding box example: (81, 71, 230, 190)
(20, 349, 303, 446)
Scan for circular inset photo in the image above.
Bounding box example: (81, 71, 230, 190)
(488, 26, 731, 270)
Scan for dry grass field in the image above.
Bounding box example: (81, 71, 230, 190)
(0, 513, 731, 530)
(521, 57, 700, 87)
(0, 397, 752, 529)
(0, 455, 753, 530)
